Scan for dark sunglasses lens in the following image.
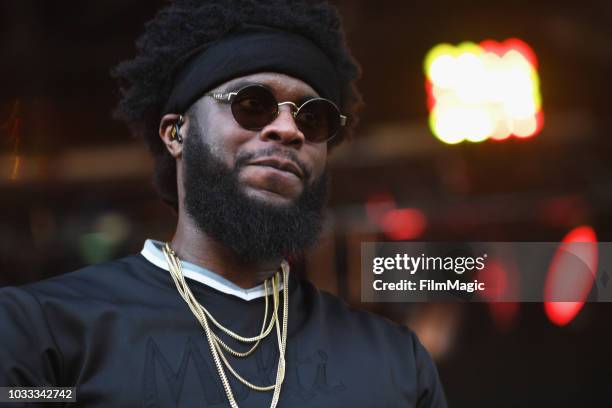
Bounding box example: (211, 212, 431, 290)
(296, 99, 341, 143)
(231, 86, 277, 130)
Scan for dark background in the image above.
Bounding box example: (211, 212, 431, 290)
(1, 1, 612, 406)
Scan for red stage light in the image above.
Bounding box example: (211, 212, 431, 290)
(477, 258, 520, 331)
(366, 193, 397, 225)
(380, 208, 427, 240)
(544, 226, 598, 326)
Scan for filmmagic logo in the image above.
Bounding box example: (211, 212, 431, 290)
(372, 253, 487, 275)
(372, 279, 485, 293)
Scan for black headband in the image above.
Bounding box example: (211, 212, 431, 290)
(163, 25, 342, 115)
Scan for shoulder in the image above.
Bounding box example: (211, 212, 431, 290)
(298, 277, 415, 348)
(4, 254, 149, 303)
(296, 278, 447, 407)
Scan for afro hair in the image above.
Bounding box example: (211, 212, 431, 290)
(112, 0, 363, 210)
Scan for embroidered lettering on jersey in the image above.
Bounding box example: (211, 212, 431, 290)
(143, 336, 345, 406)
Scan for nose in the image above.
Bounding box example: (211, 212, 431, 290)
(259, 105, 305, 148)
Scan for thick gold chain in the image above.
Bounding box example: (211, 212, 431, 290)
(162, 243, 289, 407)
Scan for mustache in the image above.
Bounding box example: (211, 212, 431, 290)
(234, 146, 312, 180)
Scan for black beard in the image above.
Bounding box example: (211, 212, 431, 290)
(182, 128, 329, 263)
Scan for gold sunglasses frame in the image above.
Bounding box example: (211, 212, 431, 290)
(204, 84, 347, 142)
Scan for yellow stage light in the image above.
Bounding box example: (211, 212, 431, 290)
(424, 39, 543, 144)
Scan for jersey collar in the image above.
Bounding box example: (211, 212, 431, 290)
(140, 239, 284, 301)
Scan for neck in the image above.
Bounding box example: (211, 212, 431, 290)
(170, 212, 282, 289)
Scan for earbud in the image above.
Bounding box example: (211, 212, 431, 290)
(171, 115, 184, 143)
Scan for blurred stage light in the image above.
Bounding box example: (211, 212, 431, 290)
(544, 226, 598, 327)
(365, 194, 426, 240)
(424, 38, 543, 144)
(79, 212, 131, 264)
(380, 208, 427, 240)
(366, 192, 397, 225)
(477, 258, 520, 331)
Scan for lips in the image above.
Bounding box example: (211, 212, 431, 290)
(248, 157, 304, 179)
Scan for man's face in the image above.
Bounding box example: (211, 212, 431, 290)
(189, 72, 328, 206)
(180, 72, 331, 262)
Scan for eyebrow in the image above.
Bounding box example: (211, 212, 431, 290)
(223, 80, 319, 104)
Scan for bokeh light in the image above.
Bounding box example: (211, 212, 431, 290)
(380, 208, 427, 240)
(544, 226, 598, 326)
(424, 38, 543, 144)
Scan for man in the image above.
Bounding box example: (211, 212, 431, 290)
(0, 0, 446, 406)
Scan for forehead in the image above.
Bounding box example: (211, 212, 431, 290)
(214, 72, 320, 100)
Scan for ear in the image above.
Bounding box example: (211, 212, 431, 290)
(159, 113, 185, 158)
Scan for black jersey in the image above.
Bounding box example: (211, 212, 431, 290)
(0, 253, 446, 407)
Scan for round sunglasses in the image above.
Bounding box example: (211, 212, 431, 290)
(205, 84, 347, 143)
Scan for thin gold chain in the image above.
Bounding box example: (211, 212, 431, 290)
(162, 243, 289, 408)
(211, 277, 271, 358)
(165, 245, 276, 358)
(163, 244, 278, 343)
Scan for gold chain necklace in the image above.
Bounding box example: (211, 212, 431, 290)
(162, 243, 289, 408)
